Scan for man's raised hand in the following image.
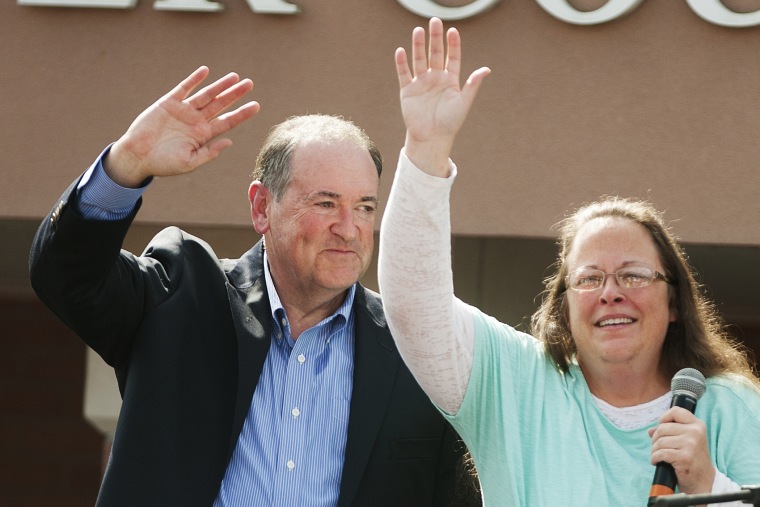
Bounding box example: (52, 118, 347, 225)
(105, 66, 260, 188)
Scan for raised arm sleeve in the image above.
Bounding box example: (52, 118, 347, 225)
(378, 149, 475, 415)
(76, 145, 148, 221)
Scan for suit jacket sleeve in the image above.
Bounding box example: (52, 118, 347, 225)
(29, 179, 166, 369)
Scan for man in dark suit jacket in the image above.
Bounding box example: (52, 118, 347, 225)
(29, 66, 478, 506)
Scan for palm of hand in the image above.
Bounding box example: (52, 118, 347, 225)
(108, 66, 257, 186)
(401, 69, 469, 144)
(128, 96, 217, 178)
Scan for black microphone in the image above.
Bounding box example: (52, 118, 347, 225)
(647, 368, 707, 507)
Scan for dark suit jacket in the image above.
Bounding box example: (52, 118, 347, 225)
(29, 180, 479, 506)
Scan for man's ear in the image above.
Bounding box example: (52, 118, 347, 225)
(249, 181, 271, 234)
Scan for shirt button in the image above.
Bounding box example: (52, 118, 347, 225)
(281, 317, 287, 327)
(291, 407, 300, 417)
(286, 460, 295, 470)
(297, 354, 306, 363)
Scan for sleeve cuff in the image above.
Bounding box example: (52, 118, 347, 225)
(712, 467, 742, 494)
(76, 144, 149, 220)
(398, 148, 458, 187)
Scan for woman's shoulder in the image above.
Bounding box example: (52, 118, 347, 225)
(705, 373, 760, 415)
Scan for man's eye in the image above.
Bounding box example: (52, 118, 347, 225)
(317, 202, 335, 208)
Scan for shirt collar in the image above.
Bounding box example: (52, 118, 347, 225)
(263, 251, 356, 345)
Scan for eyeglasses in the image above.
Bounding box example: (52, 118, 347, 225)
(565, 266, 673, 292)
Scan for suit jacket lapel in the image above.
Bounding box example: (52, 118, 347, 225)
(223, 249, 402, 502)
(338, 287, 400, 506)
(224, 240, 273, 458)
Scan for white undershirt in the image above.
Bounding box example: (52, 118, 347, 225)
(593, 391, 672, 430)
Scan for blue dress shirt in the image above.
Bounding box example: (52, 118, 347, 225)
(214, 259, 355, 506)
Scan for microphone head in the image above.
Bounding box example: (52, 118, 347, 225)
(671, 368, 706, 400)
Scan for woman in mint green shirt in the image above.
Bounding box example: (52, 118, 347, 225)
(380, 16, 760, 506)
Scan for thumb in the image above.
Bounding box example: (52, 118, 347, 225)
(461, 66, 491, 106)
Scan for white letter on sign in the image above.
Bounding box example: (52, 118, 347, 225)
(535, 0, 643, 26)
(243, 0, 299, 14)
(154, 0, 299, 12)
(686, 0, 760, 28)
(17, 0, 136, 8)
(396, 0, 500, 21)
(153, 0, 222, 11)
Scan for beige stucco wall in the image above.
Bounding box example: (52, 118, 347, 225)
(4, 0, 759, 465)
(3, 0, 759, 245)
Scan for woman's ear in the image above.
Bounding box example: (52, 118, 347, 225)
(668, 287, 678, 323)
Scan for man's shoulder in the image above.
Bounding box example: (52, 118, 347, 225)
(140, 227, 238, 282)
(149, 226, 213, 248)
(145, 226, 225, 262)
(357, 283, 381, 303)
(354, 284, 385, 321)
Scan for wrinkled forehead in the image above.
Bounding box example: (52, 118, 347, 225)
(565, 216, 661, 268)
(286, 141, 379, 194)
(291, 137, 375, 169)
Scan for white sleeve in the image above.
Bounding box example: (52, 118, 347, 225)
(378, 149, 475, 415)
(708, 468, 744, 506)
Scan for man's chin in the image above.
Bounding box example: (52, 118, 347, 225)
(320, 268, 366, 290)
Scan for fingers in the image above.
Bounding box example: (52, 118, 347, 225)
(202, 77, 255, 120)
(395, 47, 412, 88)
(411, 26, 428, 78)
(649, 409, 707, 465)
(168, 66, 255, 126)
(396, 15, 490, 170)
(195, 138, 234, 165)
(444, 26, 461, 79)
(210, 101, 261, 139)
(658, 406, 698, 425)
(204, 79, 261, 154)
(167, 66, 259, 141)
(427, 17, 446, 70)
(649, 415, 714, 496)
(169, 66, 211, 103)
(185, 72, 249, 117)
(650, 408, 699, 446)
(406, 17, 456, 79)
(129, 66, 259, 178)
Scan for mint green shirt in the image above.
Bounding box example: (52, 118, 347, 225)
(445, 308, 760, 506)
